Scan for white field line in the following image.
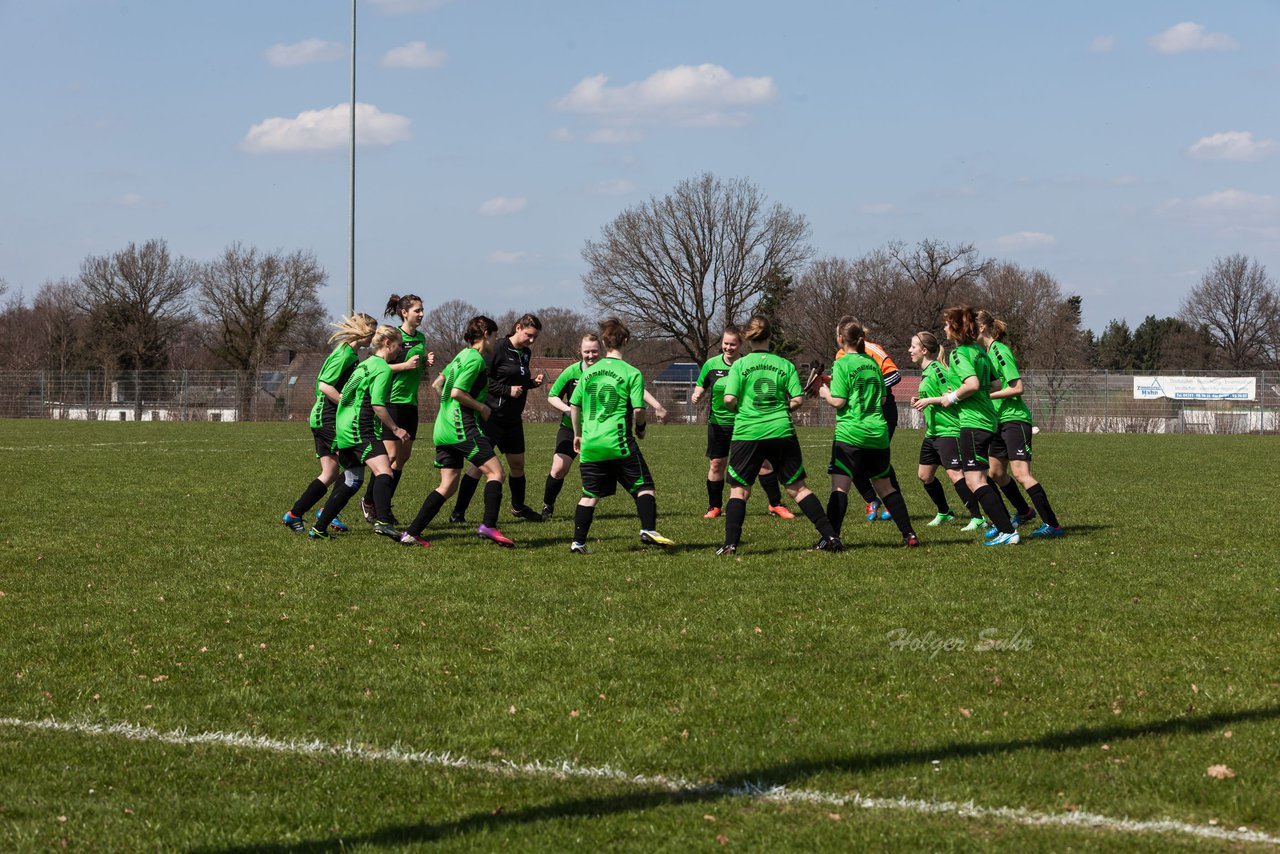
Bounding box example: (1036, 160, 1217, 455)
(0, 438, 297, 452)
(1, 716, 1275, 846)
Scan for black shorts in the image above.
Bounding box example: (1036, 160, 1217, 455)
(727, 435, 805, 488)
(988, 421, 1033, 462)
(554, 425, 577, 459)
(336, 440, 388, 469)
(580, 450, 654, 499)
(482, 419, 526, 455)
(706, 422, 733, 459)
(958, 428, 997, 472)
(386, 403, 419, 440)
(919, 436, 962, 470)
(829, 441, 892, 481)
(312, 426, 336, 458)
(435, 436, 497, 470)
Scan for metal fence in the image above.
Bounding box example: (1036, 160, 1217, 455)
(2, 368, 1278, 434)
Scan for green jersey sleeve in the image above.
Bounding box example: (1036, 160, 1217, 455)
(988, 341, 1033, 424)
(368, 358, 393, 407)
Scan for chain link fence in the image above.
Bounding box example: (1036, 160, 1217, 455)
(2, 368, 1277, 434)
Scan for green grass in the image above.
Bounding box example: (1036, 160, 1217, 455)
(2, 420, 1278, 851)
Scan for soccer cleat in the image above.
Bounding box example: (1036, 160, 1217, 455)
(282, 511, 305, 532)
(306, 526, 330, 541)
(983, 531, 1021, 547)
(961, 517, 986, 532)
(879, 508, 892, 521)
(767, 504, 796, 520)
(813, 536, 845, 552)
(360, 497, 377, 524)
(984, 525, 1001, 540)
(1027, 523, 1066, 538)
(540, 504, 554, 522)
(639, 530, 675, 547)
(372, 521, 402, 540)
(1011, 508, 1037, 528)
(569, 541, 590, 555)
(511, 504, 542, 522)
(448, 511, 467, 524)
(477, 525, 515, 547)
(703, 506, 723, 519)
(386, 507, 400, 527)
(715, 544, 737, 556)
(926, 512, 955, 527)
(865, 500, 881, 521)
(315, 509, 350, 533)
(398, 531, 431, 548)
(903, 533, 920, 548)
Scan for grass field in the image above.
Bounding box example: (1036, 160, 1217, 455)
(2, 419, 1278, 851)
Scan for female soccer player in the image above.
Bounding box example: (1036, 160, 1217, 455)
(976, 310, 1065, 538)
(691, 325, 794, 520)
(832, 317, 902, 522)
(282, 313, 377, 533)
(540, 332, 601, 520)
(399, 316, 515, 548)
(311, 325, 411, 540)
(447, 313, 545, 523)
(911, 306, 1019, 546)
(360, 294, 433, 525)
(818, 318, 919, 547)
(718, 316, 841, 556)
(906, 331, 983, 529)
(567, 317, 674, 554)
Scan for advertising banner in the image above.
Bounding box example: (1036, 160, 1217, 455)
(1133, 376, 1257, 401)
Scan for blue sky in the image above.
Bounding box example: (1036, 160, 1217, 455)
(2, 0, 1277, 333)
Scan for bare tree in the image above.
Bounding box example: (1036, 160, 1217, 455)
(782, 256, 859, 362)
(1180, 254, 1279, 369)
(581, 172, 811, 365)
(196, 243, 328, 418)
(422, 298, 481, 359)
(885, 239, 986, 342)
(529, 305, 591, 359)
(80, 239, 194, 416)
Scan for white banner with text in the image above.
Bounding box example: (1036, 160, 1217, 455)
(1133, 376, 1257, 401)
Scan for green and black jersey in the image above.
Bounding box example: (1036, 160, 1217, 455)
(986, 340, 1033, 425)
(830, 352, 889, 448)
(696, 354, 735, 426)
(918, 360, 960, 438)
(569, 356, 645, 463)
(334, 354, 393, 449)
(433, 347, 488, 447)
(948, 343, 999, 431)
(388, 327, 426, 405)
(309, 343, 360, 429)
(547, 360, 585, 430)
(721, 351, 803, 441)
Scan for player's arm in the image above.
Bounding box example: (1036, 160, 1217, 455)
(389, 355, 420, 373)
(642, 388, 667, 423)
(819, 385, 845, 408)
(570, 403, 583, 454)
(633, 406, 647, 439)
(547, 393, 571, 414)
(989, 377, 1023, 400)
(373, 403, 409, 441)
(450, 387, 491, 421)
(318, 381, 341, 405)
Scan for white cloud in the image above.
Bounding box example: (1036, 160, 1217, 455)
(860, 202, 901, 215)
(1111, 175, 1139, 186)
(368, 0, 452, 13)
(1186, 131, 1278, 161)
(989, 231, 1057, 251)
(241, 103, 411, 154)
(381, 41, 447, 68)
(588, 128, 643, 145)
(1161, 189, 1280, 237)
(556, 63, 777, 128)
(264, 39, 344, 67)
(1148, 22, 1238, 54)
(479, 196, 527, 216)
(1090, 35, 1115, 53)
(591, 179, 636, 196)
(115, 193, 145, 208)
(549, 127, 574, 143)
(489, 250, 528, 264)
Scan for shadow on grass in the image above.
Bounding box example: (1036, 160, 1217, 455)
(198, 704, 1280, 853)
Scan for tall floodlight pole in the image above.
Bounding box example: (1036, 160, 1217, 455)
(347, 0, 357, 315)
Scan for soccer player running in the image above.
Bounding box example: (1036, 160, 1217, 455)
(310, 325, 411, 541)
(361, 293, 434, 526)
(818, 318, 920, 547)
(833, 318, 904, 522)
(447, 314, 545, 524)
(691, 325, 795, 520)
(282, 313, 377, 534)
(399, 316, 515, 548)
(717, 316, 841, 556)
(540, 332, 601, 520)
(567, 317, 674, 554)
(911, 306, 1019, 546)
(907, 331, 985, 530)
(976, 310, 1065, 538)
